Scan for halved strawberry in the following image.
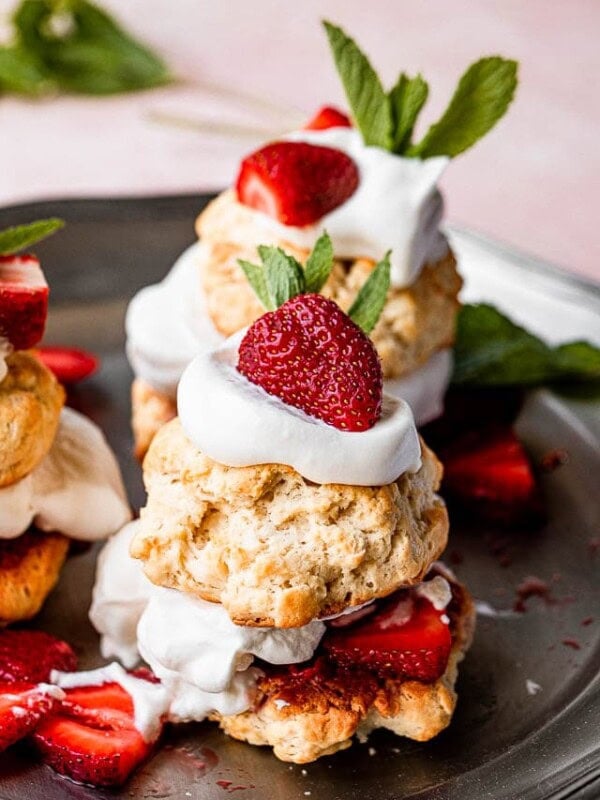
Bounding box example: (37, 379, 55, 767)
(442, 426, 541, 522)
(236, 141, 359, 226)
(36, 346, 99, 384)
(238, 293, 383, 431)
(304, 105, 352, 130)
(0, 681, 61, 752)
(0, 254, 48, 350)
(31, 682, 156, 787)
(324, 596, 452, 682)
(0, 630, 77, 684)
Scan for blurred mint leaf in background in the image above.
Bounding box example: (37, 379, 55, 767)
(0, 218, 64, 254)
(0, 0, 171, 97)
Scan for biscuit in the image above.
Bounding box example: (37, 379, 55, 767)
(0, 529, 69, 625)
(131, 378, 176, 461)
(0, 351, 65, 488)
(196, 190, 462, 378)
(131, 418, 449, 628)
(214, 580, 475, 763)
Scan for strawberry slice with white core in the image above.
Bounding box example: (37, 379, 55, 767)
(324, 595, 452, 682)
(0, 681, 62, 752)
(304, 105, 352, 130)
(0, 255, 48, 350)
(36, 346, 99, 384)
(236, 141, 359, 226)
(32, 682, 157, 787)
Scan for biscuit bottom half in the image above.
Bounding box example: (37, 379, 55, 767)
(212, 575, 475, 763)
(0, 529, 68, 625)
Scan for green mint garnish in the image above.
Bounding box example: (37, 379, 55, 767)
(322, 20, 518, 159)
(408, 57, 518, 158)
(452, 304, 600, 389)
(347, 252, 391, 334)
(239, 233, 390, 335)
(0, 0, 170, 98)
(323, 21, 392, 150)
(0, 218, 64, 255)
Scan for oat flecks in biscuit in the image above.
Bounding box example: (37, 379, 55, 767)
(0, 530, 69, 625)
(131, 418, 449, 628)
(196, 190, 462, 378)
(131, 378, 177, 462)
(214, 587, 476, 763)
(0, 352, 65, 487)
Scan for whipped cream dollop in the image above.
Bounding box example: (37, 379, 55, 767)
(0, 407, 131, 540)
(178, 330, 421, 486)
(0, 337, 11, 384)
(126, 243, 449, 425)
(248, 127, 449, 288)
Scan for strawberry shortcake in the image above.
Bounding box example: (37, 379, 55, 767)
(89, 240, 475, 764)
(0, 226, 132, 623)
(126, 23, 516, 458)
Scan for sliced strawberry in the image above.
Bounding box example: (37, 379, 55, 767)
(31, 682, 155, 787)
(238, 293, 382, 431)
(0, 254, 48, 350)
(0, 681, 60, 752)
(236, 141, 359, 226)
(324, 596, 452, 682)
(442, 426, 541, 522)
(36, 346, 99, 384)
(0, 629, 77, 684)
(304, 105, 352, 130)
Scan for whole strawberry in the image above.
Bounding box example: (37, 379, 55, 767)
(237, 234, 390, 432)
(239, 293, 382, 431)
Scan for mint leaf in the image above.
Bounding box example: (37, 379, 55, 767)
(348, 252, 391, 334)
(323, 21, 392, 150)
(389, 73, 428, 154)
(0, 46, 52, 96)
(409, 57, 517, 158)
(452, 304, 600, 387)
(258, 246, 306, 308)
(238, 260, 274, 311)
(304, 232, 334, 293)
(12, 0, 171, 95)
(0, 218, 64, 255)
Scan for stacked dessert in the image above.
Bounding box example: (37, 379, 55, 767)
(92, 239, 475, 763)
(126, 23, 516, 458)
(0, 232, 132, 624)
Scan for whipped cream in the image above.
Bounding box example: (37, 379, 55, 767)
(386, 349, 452, 426)
(0, 407, 131, 540)
(414, 575, 452, 610)
(89, 521, 151, 668)
(178, 330, 421, 486)
(247, 127, 449, 288)
(0, 337, 11, 384)
(126, 243, 222, 396)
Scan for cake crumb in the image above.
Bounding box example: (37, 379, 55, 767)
(526, 679, 542, 695)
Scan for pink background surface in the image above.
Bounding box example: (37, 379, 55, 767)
(1, 0, 599, 281)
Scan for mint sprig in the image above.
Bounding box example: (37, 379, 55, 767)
(347, 252, 391, 334)
(0, 218, 64, 255)
(322, 20, 517, 159)
(409, 58, 518, 158)
(238, 233, 390, 335)
(0, 0, 171, 98)
(452, 304, 600, 389)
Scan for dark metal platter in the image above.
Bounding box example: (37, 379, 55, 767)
(0, 195, 598, 800)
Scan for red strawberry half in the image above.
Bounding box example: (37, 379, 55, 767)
(0, 681, 61, 752)
(304, 105, 352, 131)
(323, 595, 452, 682)
(36, 346, 99, 384)
(442, 426, 541, 522)
(0, 254, 48, 350)
(236, 141, 359, 226)
(238, 293, 383, 431)
(0, 629, 77, 684)
(31, 682, 157, 787)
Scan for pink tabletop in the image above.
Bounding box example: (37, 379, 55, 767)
(1, 0, 598, 282)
